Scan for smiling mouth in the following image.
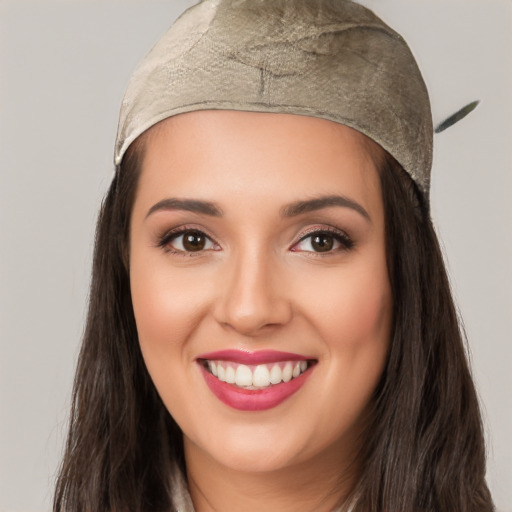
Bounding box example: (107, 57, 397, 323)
(199, 359, 316, 389)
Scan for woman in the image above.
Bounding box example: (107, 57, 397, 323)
(54, 0, 494, 510)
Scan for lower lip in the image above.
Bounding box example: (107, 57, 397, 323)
(199, 364, 313, 411)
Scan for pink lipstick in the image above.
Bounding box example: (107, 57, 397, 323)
(197, 350, 316, 411)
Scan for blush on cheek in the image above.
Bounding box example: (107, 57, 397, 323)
(344, 261, 392, 342)
(359, 287, 392, 339)
(321, 283, 391, 346)
(132, 276, 183, 343)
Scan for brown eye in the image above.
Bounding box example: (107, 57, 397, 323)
(164, 229, 217, 253)
(310, 234, 334, 252)
(292, 229, 354, 254)
(182, 231, 207, 251)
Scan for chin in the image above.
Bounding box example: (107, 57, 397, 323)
(185, 423, 315, 474)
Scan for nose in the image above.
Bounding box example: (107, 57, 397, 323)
(213, 248, 293, 336)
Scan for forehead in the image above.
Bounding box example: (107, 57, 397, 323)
(135, 110, 384, 218)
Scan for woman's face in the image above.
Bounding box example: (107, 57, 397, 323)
(129, 111, 391, 474)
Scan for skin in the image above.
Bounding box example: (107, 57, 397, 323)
(129, 111, 392, 511)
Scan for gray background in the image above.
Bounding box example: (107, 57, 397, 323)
(0, 1, 510, 511)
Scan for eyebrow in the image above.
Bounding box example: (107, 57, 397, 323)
(146, 198, 223, 218)
(281, 195, 371, 221)
(146, 194, 370, 221)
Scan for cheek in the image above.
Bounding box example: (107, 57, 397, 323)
(302, 256, 391, 349)
(298, 256, 391, 412)
(131, 273, 176, 351)
(335, 278, 390, 345)
(129, 262, 206, 416)
(129, 260, 196, 385)
(130, 258, 208, 348)
(323, 284, 390, 397)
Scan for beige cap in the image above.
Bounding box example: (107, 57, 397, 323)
(115, 0, 433, 195)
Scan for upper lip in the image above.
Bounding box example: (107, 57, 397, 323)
(196, 349, 314, 365)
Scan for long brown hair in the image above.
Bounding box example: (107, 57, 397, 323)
(53, 143, 494, 511)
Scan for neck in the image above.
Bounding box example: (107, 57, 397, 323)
(184, 437, 359, 512)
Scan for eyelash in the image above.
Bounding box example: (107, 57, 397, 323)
(156, 225, 219, 256)
(156, 225, 354, 256)
(291, 226, 354, 254)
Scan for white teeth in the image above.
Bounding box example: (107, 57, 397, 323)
(269, 364, 282, 385)
(206, 360, 311, 388)
(235, 364, 253, 387)
(225, 365, 236, 384)
(252, 364, 270, 387)
(282, 362, 293, 382)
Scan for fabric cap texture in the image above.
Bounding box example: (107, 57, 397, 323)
(115, 0, 433, 195)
